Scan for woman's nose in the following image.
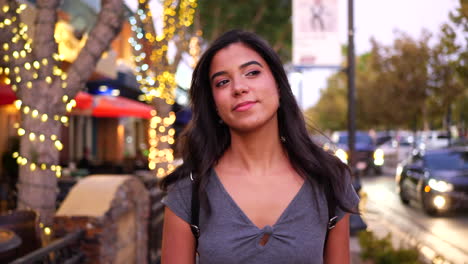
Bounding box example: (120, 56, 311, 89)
(232, 78, 249, 96)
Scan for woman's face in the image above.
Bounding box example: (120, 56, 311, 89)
(209, 43, 280, 133)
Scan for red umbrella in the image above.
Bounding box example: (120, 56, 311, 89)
(0, 83, 16, 106)
(92, 95, 153, 119)
(74, 91, 93, 110)
(1, 86, 153, 119)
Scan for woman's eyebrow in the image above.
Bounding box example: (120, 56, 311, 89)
(210, 61, 263, 82)
(240, 60, 263, 69)
(211, 71, 227, 82)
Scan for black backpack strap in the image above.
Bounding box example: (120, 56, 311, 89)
(190, 173, 200, 253)
(324, 186, 337, 246)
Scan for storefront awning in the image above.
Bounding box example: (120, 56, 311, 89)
(75, 92, 153, 119)
(0, 84, 153, 119)
(0, 83, 15, 106)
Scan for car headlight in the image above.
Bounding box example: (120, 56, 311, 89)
(335, 149, 348, 164)
(428, 179, 454, 192)
(395, 164, 403, 180)
(373, 148, 384, 166)
(374, 148, 384, 159)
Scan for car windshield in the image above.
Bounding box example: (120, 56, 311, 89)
(338, 134, 373, 145)
(424, 151, 468, 170)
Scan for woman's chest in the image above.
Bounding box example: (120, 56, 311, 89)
(216, 172, 305, 229)
(197, 181, 329, 264)
(198, 209, 327, 264)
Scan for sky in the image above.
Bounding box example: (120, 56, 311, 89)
(296, 0, 460, 109)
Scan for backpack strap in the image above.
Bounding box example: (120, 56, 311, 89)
(189, 173, 200, 253)
(324, 186, 337, 247)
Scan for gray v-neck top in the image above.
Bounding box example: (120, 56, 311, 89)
(162, 169, 359, 264)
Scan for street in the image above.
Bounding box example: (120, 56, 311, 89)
(360, 170, 468, 264)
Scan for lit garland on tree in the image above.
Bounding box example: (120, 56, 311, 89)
(129, 0, 198, 177)
(0, 0, 125, 227)
(0, 1, 79, 234)
(0, 3, 73, 179)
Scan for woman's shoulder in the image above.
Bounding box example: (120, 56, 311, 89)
(166, 174, 193, 193)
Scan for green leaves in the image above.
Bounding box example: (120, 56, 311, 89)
(306, 20, 468, 131)
(197, 0, 291, 62)
(358, 231, 420, 264)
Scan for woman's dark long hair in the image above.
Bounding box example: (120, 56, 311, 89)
(161, 30, 354, 214)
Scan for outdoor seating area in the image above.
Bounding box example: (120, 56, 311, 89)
(0, 173, 167, 264)
(0, 210, 42, 263)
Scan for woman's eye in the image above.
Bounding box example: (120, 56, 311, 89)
(216, 79, 229, 87)
(246, 70, 260, 76)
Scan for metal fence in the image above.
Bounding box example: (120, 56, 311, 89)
(11, 229, 86, 264)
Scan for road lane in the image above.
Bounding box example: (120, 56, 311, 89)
(360, 173, 468, 264)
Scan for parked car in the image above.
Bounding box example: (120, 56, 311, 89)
(330, 131, 384, 175)
(419, 130, 450, 150)
(378, 132, 418, 166)
(375, 131, 394, 146)
(395, 147, 468, 215)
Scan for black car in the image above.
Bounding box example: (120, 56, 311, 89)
(396, 147, 468, 215)
(331, 131, 384, 175)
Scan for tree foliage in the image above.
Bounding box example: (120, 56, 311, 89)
(197, 0, 291, 61)
(304, 72, 347, 133)
(306, 10, 468, 132)
(447, 0, 468, 132)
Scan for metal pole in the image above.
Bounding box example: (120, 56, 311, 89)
(347, 0, 356, 171)
(298, 70, 303, 109)
(447, 104, 452, 147)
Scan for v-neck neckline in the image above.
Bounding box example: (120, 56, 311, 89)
(212, 168, 306, 231)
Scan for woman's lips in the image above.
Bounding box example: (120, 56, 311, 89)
(233, 101, 256, 112)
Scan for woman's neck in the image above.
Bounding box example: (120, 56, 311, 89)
(222, 119, 288, 177)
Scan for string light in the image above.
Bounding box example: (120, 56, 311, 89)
(129, 0, 197, 104)
(3, 2, 67, 233)
(129, 0, 197, 177)
(15, 125, 63, 146)
(44, 227, 51, 236)
(13, 101, 71, 126)
(12, 153, 62, 177)
(148, 111, 177, 176)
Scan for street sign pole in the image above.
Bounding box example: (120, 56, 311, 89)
(347, 0, 356, 172)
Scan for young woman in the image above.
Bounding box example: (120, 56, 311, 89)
(160, 30, 359, 264)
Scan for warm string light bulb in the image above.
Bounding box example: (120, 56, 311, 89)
(15, 102, 71, 125)
(16, 126, 63, 146)
(13, 153, 62, 177)
(130, 0, 197, 176)
(148, 112, 176, 176)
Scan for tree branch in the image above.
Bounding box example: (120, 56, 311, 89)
(170, 34, 189, 73)
(273, 24, 289, 52)
(63, 0, 124, 106)
(34, 0, 60, 80)
(249, 5, 266, 30)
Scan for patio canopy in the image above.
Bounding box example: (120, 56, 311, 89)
(0, 83, 15, 106)
(75, 92, 153, 119)
(0, 83, 153, 120)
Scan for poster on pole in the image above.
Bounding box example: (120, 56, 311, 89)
(293, 0, 341, 67)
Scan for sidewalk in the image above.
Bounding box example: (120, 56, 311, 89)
(349, 198, 414, 264)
